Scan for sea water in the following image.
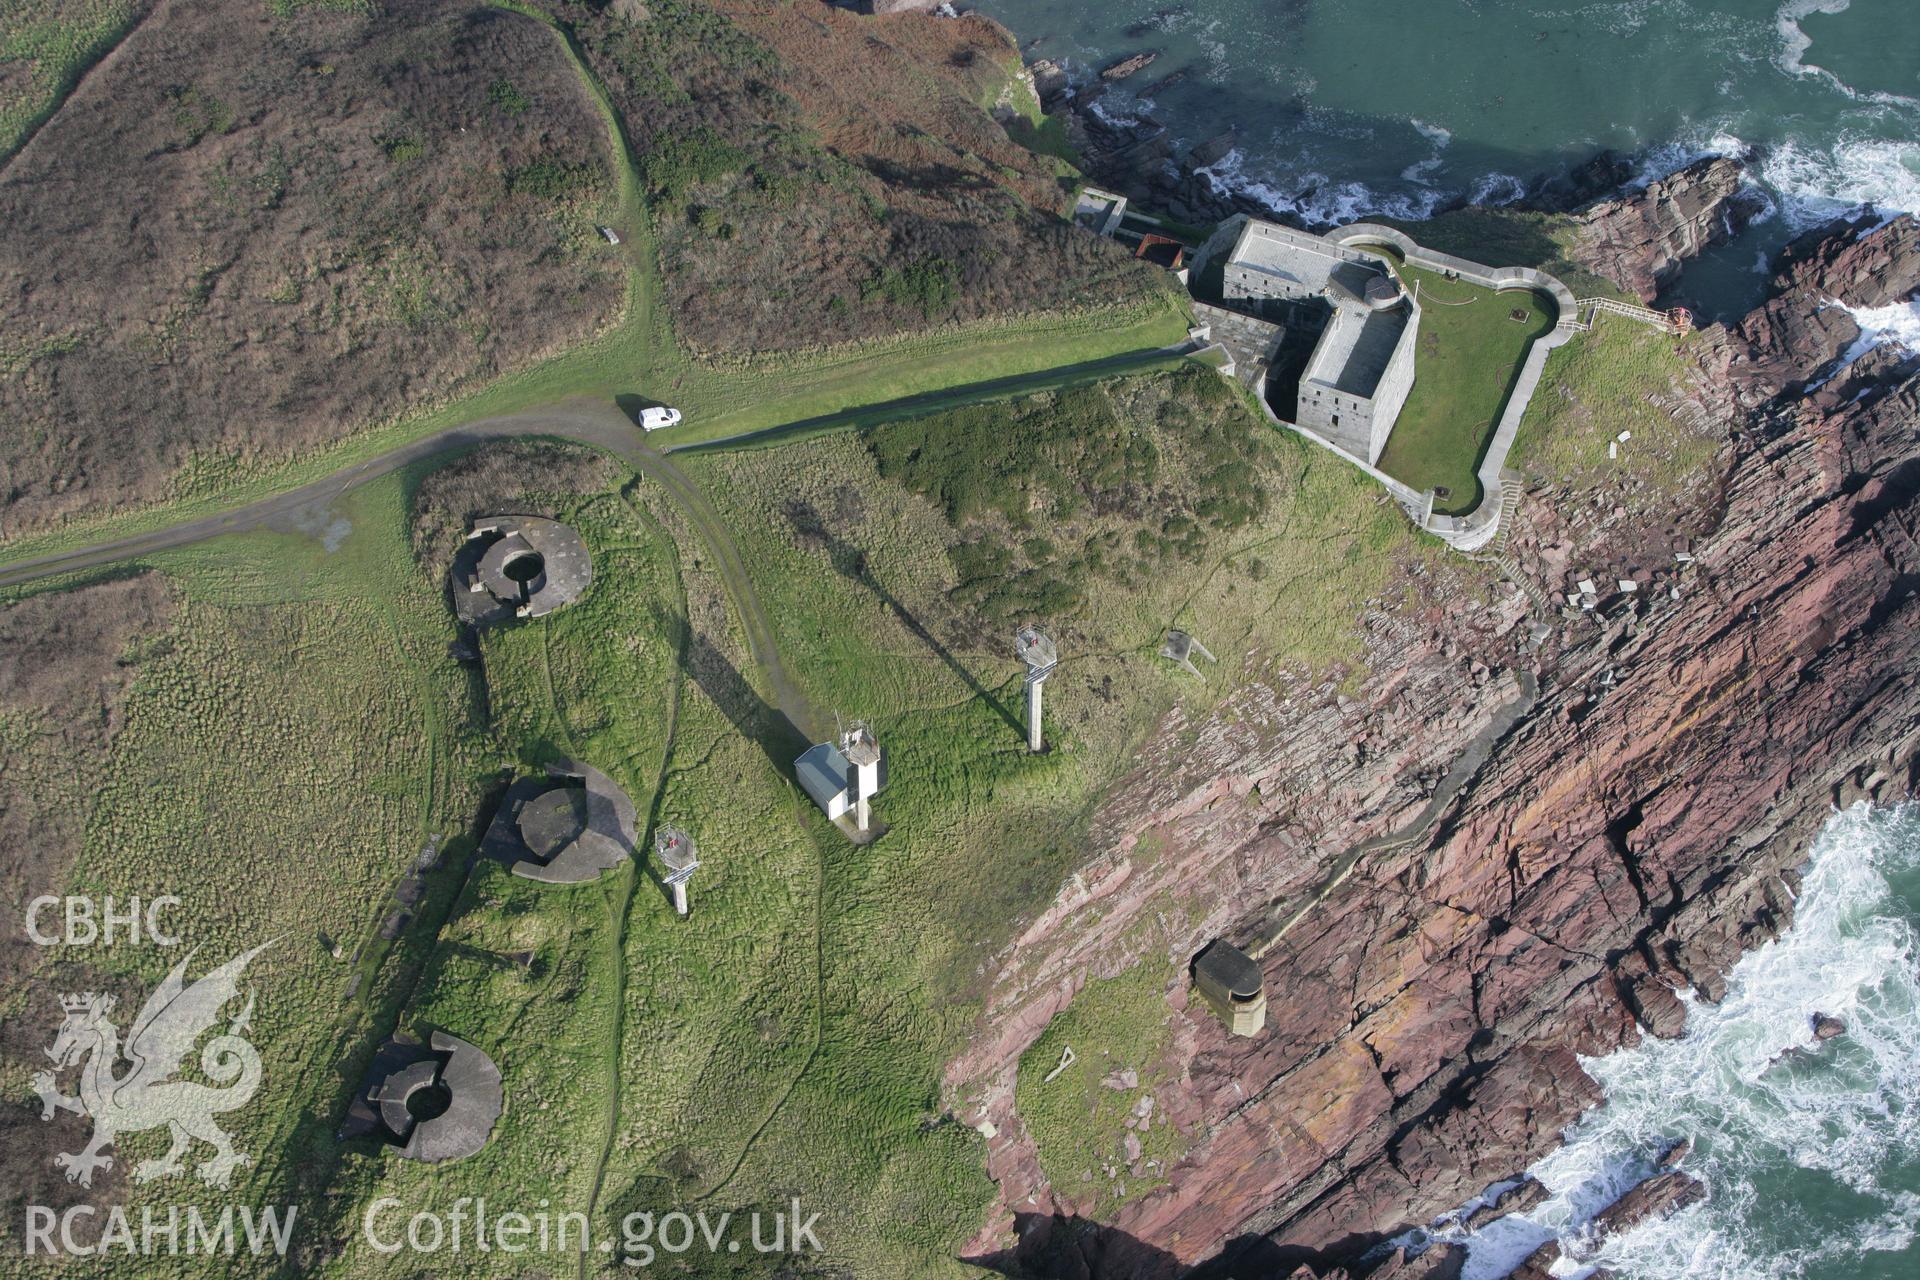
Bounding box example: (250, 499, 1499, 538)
(974, 0, 1920, 319)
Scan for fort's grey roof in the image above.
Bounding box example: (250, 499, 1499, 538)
(481, 758, 637, 884)
(450, 515, 592, 626)
(1227, 220, 1379, 294)
(1192, 939, 1263, 1001)
(1228, 219, 1416, 405)
(1307, 305, 1409, 398)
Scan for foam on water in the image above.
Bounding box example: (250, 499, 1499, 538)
(1828, 295, 1920, 373)
(1401, 120, 1454, 186)
(1760, 137, 1920, 229)
(1775, 0, 1919, 107)
(1468, 173, 1528, 207)
(1408, 804, 1920, 1280)
(1775, 0, 1858, 80)
(1196, 147, 1454, 227)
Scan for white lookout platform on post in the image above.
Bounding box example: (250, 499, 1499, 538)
(656, 825, 699, 916)
(1015, 625, 1058, 753)
(839, 722, 883, 831)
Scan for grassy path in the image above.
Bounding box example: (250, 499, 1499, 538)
(0, 333, 1199, 596)
(624, 443, 818, 737)
(570, 491, 690, 1279)
(0, 0, 154, 169)
(580, 862, 637, 1279)
(670, 342, 1199, 456)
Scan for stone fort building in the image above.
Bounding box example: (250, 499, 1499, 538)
(1218, 219, 1420, 467)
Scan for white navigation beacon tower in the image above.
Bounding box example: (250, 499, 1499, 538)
(655, 825, 699, 916)
(840, 720, 883, 832)
(1015, 625, 1058, 753)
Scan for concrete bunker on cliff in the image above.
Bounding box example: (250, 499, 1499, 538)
(450, 515, 592, 627)
(480, 759, 639, 884)
(1192, 939, 1267, 1036)
(338, 1031, 503, 1162)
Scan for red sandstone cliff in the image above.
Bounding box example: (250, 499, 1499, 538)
(1566, 155, 1767, 303)
(948, 206, 1920, 1278)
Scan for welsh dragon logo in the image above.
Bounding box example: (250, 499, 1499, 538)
(32, 942, 271, 1189)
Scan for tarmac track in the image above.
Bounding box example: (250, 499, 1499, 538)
(0, 344, 1197, 724)
(0, 343, 1199, 591)
(0, 398, 825, 729)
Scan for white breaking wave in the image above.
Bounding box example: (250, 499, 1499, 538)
(1405, 803, 1920, 1280)
(1195, 147, 1453, 227)
(1760, 136, 1920, 230)
(1831, 294, 1920, 371)
(1630, 128, 1752, 191)
(1468, 172, 1528, 207)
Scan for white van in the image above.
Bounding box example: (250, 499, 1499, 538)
(637, 406, 682, 432)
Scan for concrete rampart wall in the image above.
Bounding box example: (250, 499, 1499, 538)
(1327, 223, 1580, 322)
(1325, 222, 1583, 549)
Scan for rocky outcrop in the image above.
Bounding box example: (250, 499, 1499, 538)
(1102, 52, 1161, 81)
(1504, 1241, 1561, 1280)
(1368, 1243, 1465, 1280)
(1017, 50, 1771, 247)
(1461, 1178, 1547, 1231)
(954, 213, 1920, 1276)
(1566, 155, 1766, 302)
(1590, 1170, 1707, 1236)
(1032, 58, 1072, 110)
(1699, 212, 1920, 410)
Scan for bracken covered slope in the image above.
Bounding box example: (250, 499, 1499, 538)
(545, 0, 1156, 354)
(0, 0, 623, 536)
(950, 204, 1920, 1278)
